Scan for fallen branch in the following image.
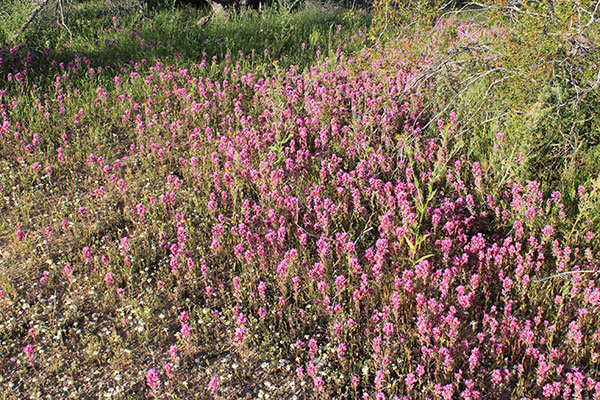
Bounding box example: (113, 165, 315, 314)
(13, 0, 52, 41)
(57, 0, 72, 42)
(534, 269, 600, 283)
(420, 66, 507, 132)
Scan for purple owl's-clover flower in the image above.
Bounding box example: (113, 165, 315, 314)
(82, 246, 92, 263)
(15, 222, 25, 242)
(145, 368, 160, 392)
(169, 345, 178, 362)
(208, 376, 219, 395)
(104, 272, 114, 288)
(164, 363, 172, 379)
(23, 344, 34, 363)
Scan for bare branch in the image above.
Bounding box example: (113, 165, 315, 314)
(534, 269, 600, 283)
(13, 0, 52, 41)
(57, 0, 73, 43)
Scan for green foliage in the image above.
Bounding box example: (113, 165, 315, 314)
(485, 0, 600, 210)
(371, 0, 443, 34)
(0, 0, 36, 43)
(2, 0, 369, 78)
(389, 0, 600, 228)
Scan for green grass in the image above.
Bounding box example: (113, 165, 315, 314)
(2, 0, 370, 82)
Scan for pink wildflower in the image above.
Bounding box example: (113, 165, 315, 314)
(181, 322, 190, 341)
(208, 376, 219, 395)
(105, 272, 114, 288)
(23, 344, 34, 362)
(313, 376, 324, 390)
(145, 368, 160, 392)
(169, 345, 178, 361)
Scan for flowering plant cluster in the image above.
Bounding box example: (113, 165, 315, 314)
(0, 4, 599, 400)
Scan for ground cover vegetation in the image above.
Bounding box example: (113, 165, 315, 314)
(0, 0, 599, 398)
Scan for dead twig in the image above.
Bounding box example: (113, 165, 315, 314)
(420, 66, 507, 132)
(13, 0, 52, 41)
(57, 0, 73, 43)
(534, 269, 600, 283)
